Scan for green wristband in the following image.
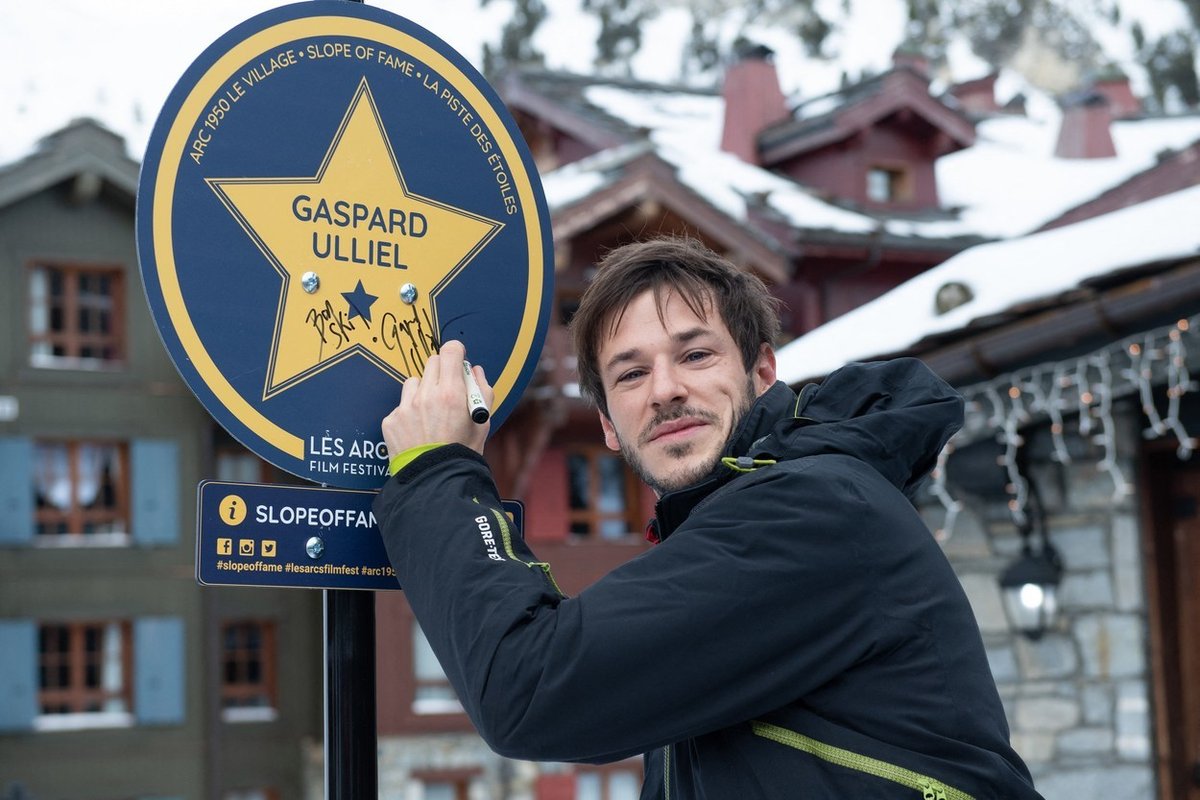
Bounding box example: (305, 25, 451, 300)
(387, 443, 448, 476)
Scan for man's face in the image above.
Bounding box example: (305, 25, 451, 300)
(596, 288, 776, 495)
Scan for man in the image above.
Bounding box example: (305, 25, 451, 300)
(376, 237, 1042, 799)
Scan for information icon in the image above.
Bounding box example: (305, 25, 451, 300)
(219, 495, 248, 526)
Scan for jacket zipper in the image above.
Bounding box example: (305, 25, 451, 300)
(751, 721, 973, 800)
(487, 506, 565, 596)
(662, 744, 671, 800)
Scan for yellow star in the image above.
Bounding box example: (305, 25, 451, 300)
(208, 78, 503, 399)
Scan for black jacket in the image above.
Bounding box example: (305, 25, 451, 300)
(375, 358, 1042, 799)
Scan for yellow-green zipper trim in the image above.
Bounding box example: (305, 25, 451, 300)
(487, 506, 565, 597)
(751, 721, 974, 800)
(662, 744, 671, 800)
(720, 456, 777, 473)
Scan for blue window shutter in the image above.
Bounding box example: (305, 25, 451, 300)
(135, 616, 185, 725)
(0, 437, 34, 545)
(131, 439, 179, 545)
(0, 619, 38, 732)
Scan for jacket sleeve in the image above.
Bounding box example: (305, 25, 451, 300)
(375, 444, 890, 763)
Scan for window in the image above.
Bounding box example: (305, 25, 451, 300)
(866, 165, 911, 204)
(558, 294, 581, 326)
(216, 447, 271, 483)
(36, 621, 132, 729)
(412, 769, 477, 800)
(576, 762, 642, 800)
(413, 623, 461, 714)
(567, 447, 641, 539)
(221, 621, 277, 722)
(28, 262, 124, 368)
(34, 440, 129, 543)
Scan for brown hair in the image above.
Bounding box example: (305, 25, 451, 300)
(569, 237, 781, 415)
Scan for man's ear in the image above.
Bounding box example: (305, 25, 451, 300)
(753, 343, 777, 396)
(598, 410, 621, 451)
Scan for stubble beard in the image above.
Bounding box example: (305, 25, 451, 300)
(617, 377, 757, 495)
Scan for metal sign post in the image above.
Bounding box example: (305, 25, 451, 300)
(325, 589, 377, 798)
(137, 2, 553, 796)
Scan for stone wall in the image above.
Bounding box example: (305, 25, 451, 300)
(927, 407, 1156, 800)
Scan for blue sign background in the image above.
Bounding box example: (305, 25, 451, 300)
(138, 2, 553, 489)
(197, 480, 524, 591)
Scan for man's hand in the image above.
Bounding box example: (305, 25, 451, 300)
(382, 340, 495, 456)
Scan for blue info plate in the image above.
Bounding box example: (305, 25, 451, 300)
(196, 480, 522, 591)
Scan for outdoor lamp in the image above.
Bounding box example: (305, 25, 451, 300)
(999, 543, 1063, 640)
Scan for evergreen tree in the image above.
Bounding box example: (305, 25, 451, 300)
(681, 13, 722, 82)
(481, 0, 548, 80)
(584, 0, 655, 75)
(1140, 30, 1200, 110)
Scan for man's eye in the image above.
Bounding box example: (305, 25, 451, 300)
(617, 369, 645, 383)
(684, 351, 711, 363)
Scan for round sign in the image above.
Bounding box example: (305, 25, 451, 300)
(137, 1, 553, 489)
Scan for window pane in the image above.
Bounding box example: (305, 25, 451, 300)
(596, 455, 626, 514)
(37, 621, 128, 715)
(29, 269, 48, 334)
(35, 441, 128, 538)
(29, 264, 123, 365)
(412, 624, 460, 711)
(567, 453, 589, 511)
(867, 168, 891, 202)
(34, 443, 71, 511)
(610, 771, 639, 799)
(217, 451, 264, 483)
(413, 625, 446, 682)
(221, 621, 275, 711)
(576, 774, 600, 800)
(423, 784, 456, 800)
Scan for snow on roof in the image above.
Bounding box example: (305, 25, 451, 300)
(775, 183, 1200, 384)
(582, 84, 883, 234)
(539, 141, 653, 211)
(932, 110, 1200, 238)
(574, 72, 1200, 242)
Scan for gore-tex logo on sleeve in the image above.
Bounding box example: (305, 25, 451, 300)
(474, 515, 504, 561)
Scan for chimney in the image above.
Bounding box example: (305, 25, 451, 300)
(1090, 67, 1142, 118)
(949, 72, 1000, 115)
(1055, 89, 1116, 159)
(891, 42, 930, 80)
(720, 43, 790, 165)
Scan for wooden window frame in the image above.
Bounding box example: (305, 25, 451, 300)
(33, 439, 130, 541)
(37, 620, 133, 716)
(220, 620, 278, 717)
(865, 163, 913, 204)
(566, 446, 642, 540)
(27, 261, 126, 368)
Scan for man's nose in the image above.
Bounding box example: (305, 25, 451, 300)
(649, 360, 687, 407)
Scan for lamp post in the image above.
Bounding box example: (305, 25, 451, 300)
(999, 542, 1063, 640)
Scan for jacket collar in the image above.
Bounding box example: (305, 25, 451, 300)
(649, 381, 797, 543)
